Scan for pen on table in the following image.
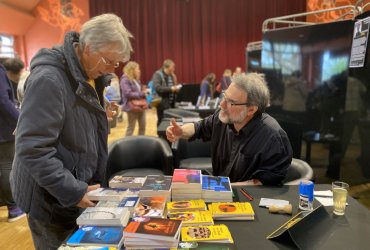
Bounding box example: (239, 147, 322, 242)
(240, 188, 254, 201)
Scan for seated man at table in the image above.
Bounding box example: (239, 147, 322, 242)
(166, 73, 293, 186)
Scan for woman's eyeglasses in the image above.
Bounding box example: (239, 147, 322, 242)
(100, 57, 120, 68)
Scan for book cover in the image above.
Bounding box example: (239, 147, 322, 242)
(96, 197, 139, 209)
(168, 211, 214, 226)
(141, 175, 172, 191)
(167, 200, 207, 212)
(87, 188, 127, 201)
(172, 169, 201, 186)
(177, 241, 238, 249)
(202, 176, 231, 192)
(66, 226, 124, 247)
(133, 196, 166, 218)
(123, 217, 182, 242)
(109, 176, 146, 188)
(210, 202, 255, 216)
(77, 207, 129, 226)
(181, 224, 234, 243)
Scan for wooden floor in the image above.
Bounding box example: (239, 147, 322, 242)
(1, 108, 369, 249)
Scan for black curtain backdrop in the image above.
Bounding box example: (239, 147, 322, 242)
(89, 0, 306, 84)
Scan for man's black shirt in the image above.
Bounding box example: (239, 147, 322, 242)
(191, 110, 293, 185)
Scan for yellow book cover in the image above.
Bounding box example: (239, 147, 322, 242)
(181, 224, 234, 243)
(168, 211, 214, 225)
(167, 200, 207, 212)
(210, 202, 255, 216)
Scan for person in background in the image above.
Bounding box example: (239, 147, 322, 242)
(233, 66, 243, 77)
(16, 70, 30, 107)
(10, 14, 133, 249)
(152, 59, 181, 126)
(220, 69, 232, 91)
(166, 73, 292, 186)
(120, 61, 147, 136)
(0, 60, 25, 223)
(2, 57, 25, 106)
(200, 73, 216, 105)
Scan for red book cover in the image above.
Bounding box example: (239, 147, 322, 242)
(124, 218, 181, 238)
(172, 169, 201, 185)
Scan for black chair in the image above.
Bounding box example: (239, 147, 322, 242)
(163, 108, 200, 119)
(172, 139, 213, 175)
(282, 158, 314, 185)
(104, 136, 173, 185)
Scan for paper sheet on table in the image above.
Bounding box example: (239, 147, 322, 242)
(314, 190, 333, 197)
(259, 198, 290, 208)
(315, 197, 349, 207)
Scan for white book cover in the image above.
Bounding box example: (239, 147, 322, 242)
(77, 207, 130, 226)
(87, 188, 127, 201)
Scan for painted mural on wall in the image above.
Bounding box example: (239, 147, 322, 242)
(307, 0, 355, 23)
(37, 0, 84, 42)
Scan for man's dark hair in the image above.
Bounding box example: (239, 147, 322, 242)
(2, 58, 24, 74)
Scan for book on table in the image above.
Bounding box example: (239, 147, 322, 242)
(171, 169, 202, 189)
(133, 196, 167, 218)
(122, 217, 182, 248)
(208, 202, 255, 220)
(109, 176, 146, 188)
(181, 224, 234, 243)
(66, 226, 124, 248)
(167, 210, 214, 226)
(96, 196, 140, 213)
(201, 175, 233, 202)
(167, 200, 207, 213)
(139, 175, 172, 199)
(87, 188, 127, 201)
(76, 207, 130, 227)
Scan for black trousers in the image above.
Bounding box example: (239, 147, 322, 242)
(0, 141, 16, 207)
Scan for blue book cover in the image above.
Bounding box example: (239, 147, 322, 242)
(202, 176, 231, 192)
(118, 196, 140, 208)
(67, 226, 124, 247)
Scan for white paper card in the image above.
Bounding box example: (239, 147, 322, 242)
(314, 190, 333, 197)
(259, 198, 290, 208)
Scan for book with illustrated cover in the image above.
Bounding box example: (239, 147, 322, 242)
(123, 217, 182, 242)
(66, 226, 124, 248)
(58, 245, 116, 250)
(167, 200, 207, 213)
(139, 175, 172, 199)
(96, 197, 140, 213)
(109, 176, 146, 188)
(76, 207, 130, 227)
(133, 196, 167, 218)
(202, 176, 233, 202)
(172, 169, 202, 189)
(168, 211, 214, 226)
(87, 188, 127, 201)
(181, 224, 234, 243)
(177, 241, 238, 249)
(209, 202, 255, 220)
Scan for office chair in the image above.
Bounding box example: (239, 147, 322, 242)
(282, 158, 314, 185)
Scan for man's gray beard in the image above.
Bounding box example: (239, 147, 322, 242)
(219, 109, 248, 124)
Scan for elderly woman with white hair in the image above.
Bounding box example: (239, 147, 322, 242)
(10, 14, 133, 249)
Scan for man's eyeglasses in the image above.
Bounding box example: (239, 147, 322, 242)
(100, 57, 120, 68)
(221, 91, 251, 107)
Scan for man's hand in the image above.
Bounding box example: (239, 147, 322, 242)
(231, 179, 262, 186)
(77, 184, 100, 208)
(166, 119, 183, 142)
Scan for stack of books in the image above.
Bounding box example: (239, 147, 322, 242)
(201, 175, 233, 202)
(209, 202, 255, 220)
(109, 176, 146, 189)
(167, 200, 207, 213)
(122, 217, 182, 249)
(87, 188, 128, 202)
(139, 175, 172, 200)
(171, 169, 202, 200)
(66, 226, 125, 249)
(133, 196, 167, 218)
(181, 224, 234, 243)
(76, 207, 130, 227)
(96, 196, 140, 214)
(167, 210, 214, 226)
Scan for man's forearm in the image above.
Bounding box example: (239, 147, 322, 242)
(181, 123, 195, 139)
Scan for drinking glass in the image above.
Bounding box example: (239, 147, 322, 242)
(332, 181, 349, 216)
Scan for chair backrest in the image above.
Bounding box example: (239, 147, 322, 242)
(173, 139, 212, 168)
(283, 158, 314, 185)
(105, 136, 173, 184)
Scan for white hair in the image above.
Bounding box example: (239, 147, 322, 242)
(79, 13, 133, 62)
